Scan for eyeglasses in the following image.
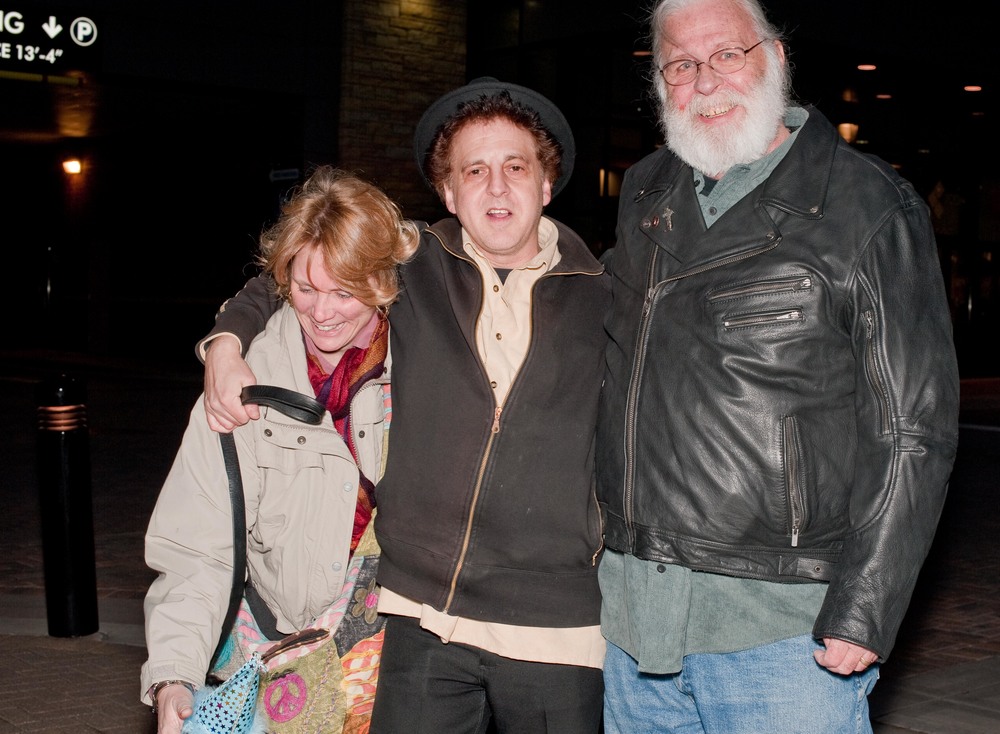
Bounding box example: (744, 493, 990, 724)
(659, 40, 765, 86)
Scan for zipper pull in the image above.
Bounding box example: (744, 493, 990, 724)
(791, 526, 799, 548)
(491, 406, 502, 434)
(591, 540, 604, 566)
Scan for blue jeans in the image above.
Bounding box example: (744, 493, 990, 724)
(604, 634, 879, 734)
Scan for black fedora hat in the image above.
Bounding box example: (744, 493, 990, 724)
(413, 76, 575, 198)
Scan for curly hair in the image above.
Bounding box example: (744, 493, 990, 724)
(258, 166, 420, 308)
(425, 90, 563, 200)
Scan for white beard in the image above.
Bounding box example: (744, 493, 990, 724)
(662, 51, 789, 178)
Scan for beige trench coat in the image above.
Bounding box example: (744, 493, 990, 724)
(140, 304, 387, 701)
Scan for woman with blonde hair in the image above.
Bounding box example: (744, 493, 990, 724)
(141, 166, 419, 734)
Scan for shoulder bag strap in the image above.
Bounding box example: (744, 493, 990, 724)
(211, 431, 245, 668)
(209, 385, 327, 666)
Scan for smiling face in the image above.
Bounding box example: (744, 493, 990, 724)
(288, 247, 379, 366)
(441, 118, 552, 269)
(657, 0, 789, 177)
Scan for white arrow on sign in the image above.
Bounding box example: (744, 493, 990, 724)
(42, 16, 63, 38)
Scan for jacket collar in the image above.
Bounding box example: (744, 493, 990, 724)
(631, 106, 839, 268)
(426, 215, 603, 276)
(634, 106, 836, 216)
(757, 105, 838, 220)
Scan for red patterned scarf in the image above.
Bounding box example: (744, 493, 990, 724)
(305, 314, 388, 554)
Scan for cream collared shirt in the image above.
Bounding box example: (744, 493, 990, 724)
(378, 216, 605, 669)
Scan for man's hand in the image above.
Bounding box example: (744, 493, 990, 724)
(203, 335, 260, 432)
(155, 683, 194, 733)
(814, 636, 879, 675)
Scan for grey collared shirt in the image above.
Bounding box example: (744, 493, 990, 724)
(694, 106, 808, 228)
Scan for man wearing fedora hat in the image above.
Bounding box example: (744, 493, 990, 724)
(196, 78, 609, 733)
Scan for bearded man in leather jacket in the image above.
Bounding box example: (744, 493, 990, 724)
(596, 1, 960, 732)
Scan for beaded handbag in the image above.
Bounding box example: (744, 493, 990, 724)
(183, 654, 265, 734)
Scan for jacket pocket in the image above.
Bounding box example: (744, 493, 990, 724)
(781, 415, 807, 547)
(709, 274, 811, 330)
(722, 308, 803, 330)
(256, 419, 344, 473)
(708, 274, 813, 303)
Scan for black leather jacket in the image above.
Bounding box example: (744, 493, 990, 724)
(596, 107, 959, 659)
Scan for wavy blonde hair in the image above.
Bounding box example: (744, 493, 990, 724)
(258, 165, 420, 308)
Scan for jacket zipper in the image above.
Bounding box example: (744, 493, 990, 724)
(863, 310, 892, 434)
(622, 238, 782, 540)
(723, 308, 803, 329)
(622, 248, 660, 544)
(707, 275, 812, 302)
(589, 479, 605, 566)
(444, 405, 501, 612)
(782, 416, 805, 547)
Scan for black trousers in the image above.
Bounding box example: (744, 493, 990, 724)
(370, 615, 604, 734)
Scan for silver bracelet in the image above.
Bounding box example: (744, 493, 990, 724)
(149, 679, 195, 715)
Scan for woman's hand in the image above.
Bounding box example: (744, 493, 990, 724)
(155, 683, 195, 734)
(203, 335, 260, 432)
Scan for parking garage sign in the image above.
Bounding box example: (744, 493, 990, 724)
(0, 7, 100, 74)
